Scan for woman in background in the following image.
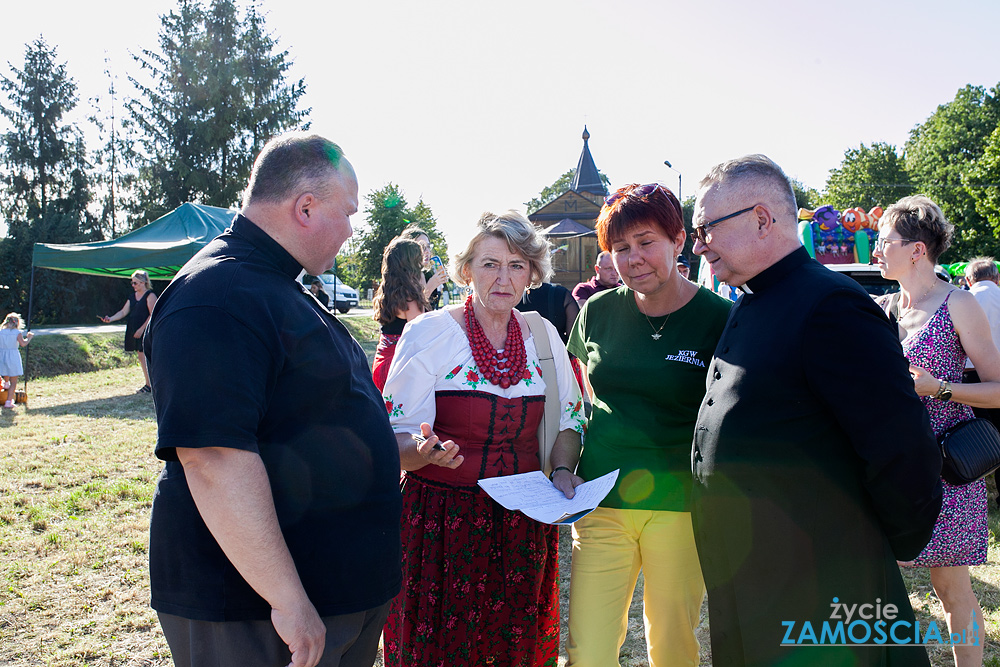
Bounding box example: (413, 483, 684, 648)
(371, 238, 429, 391)
(401, 225, 449, 307)
(874, 195, 1000, 667)
(0, 312, 33, 408)
(101, 270, 157, 394)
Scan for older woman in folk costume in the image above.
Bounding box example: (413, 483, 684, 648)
(381, 210, 585, 666)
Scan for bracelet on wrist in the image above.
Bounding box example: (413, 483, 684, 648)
(549, 466, 572, 481)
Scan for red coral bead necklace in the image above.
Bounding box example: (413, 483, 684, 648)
(464, 295, 529, 389)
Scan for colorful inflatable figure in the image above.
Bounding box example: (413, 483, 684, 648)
(814, 205, 841, 232)
(841, 207, 868, 233)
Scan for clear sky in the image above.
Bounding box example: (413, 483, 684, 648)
(3, 0, 999, 250)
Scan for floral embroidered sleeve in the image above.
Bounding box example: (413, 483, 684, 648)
(541, 319, 586, 435)
(382, 314, 444, 434)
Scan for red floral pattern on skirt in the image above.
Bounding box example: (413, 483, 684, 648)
(384, 391, 559, 666)
(383, 479, 559, 666)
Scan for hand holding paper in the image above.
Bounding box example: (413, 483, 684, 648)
(478, 470, 619, 525)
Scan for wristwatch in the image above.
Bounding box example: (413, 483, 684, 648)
(935, 379, 953, 402)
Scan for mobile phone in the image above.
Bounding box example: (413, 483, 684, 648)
(413, 433, 446, 451)
(430, 256, 445, 273)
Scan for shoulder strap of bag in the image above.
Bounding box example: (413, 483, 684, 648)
(522, 311, 560, 477)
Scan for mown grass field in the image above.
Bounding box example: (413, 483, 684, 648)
(1, 319, 998, 666)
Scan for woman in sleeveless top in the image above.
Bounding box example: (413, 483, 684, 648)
(381, 211, 585, 666)
(101, 270, 157, 393)
(371, 238, 430, 391)
(874, 196, 1000, 667)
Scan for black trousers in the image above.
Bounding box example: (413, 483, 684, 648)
(158, 601, 390, 667)
(962, 369, 1000, 505)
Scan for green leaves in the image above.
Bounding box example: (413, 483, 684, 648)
(824, 142, 913, 213)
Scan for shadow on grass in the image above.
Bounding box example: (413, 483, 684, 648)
(0, 394, 156, 423)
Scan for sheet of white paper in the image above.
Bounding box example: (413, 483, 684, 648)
(477, 469, 620, 525)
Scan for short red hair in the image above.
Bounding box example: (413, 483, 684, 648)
(596, 183, 684, 252)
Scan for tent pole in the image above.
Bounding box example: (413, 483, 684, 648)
(24, 264, 36, 392)
(26, 264, 35, 331)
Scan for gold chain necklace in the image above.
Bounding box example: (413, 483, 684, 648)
(634, 295, 672, 340)
(644, 312, 671, 340)
(902, 282, 938, 315)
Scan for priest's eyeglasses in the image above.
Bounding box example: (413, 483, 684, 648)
(690, 205, 759, 244)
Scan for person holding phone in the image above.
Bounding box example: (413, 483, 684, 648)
(401, 225, 448, 308)
(101, 270, 157, 394)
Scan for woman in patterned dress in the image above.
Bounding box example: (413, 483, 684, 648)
(381, 210, 586, 666)
(874, 195, 1000, 667)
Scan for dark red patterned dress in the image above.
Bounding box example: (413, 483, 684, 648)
(383, 391, 559, 667)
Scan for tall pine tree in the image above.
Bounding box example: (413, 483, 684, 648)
(0, 38, 97, 322)
(126, 0, 309, 225)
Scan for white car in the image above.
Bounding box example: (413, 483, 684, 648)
(304, 273, 360, 314)
(825, 263, 898, 297)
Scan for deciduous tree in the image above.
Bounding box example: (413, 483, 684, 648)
(823, 142, 913, 212)
(904, 84, 1000, 261)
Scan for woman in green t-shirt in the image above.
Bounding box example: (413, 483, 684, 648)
(564, 183, 731, 667)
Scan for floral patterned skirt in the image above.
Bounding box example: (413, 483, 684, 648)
(382, 474, 559, 667)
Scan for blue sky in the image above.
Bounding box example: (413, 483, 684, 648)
(3, 0, 999, 249)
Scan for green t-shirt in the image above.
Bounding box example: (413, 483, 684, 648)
(568, 285, 732, 511)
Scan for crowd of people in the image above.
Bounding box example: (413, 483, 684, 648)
(136, 132, 997, 667)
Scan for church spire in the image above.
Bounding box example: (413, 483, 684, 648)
(570, 125, 607, 196)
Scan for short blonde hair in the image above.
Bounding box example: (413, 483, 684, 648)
(3, 313, 23, 330)
(451, 211, 551, 289)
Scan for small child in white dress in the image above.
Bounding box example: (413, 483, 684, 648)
(0, 313, 34, 408)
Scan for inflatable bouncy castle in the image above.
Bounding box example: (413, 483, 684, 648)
(797, 205, 883, 264)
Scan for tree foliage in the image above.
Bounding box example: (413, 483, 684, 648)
(525, 168, 612, 214)
(349, 184, 446, 291)
(125, 0, 309, 227)
(904, 84, 1000, 261)
(823, 142, 913, 212)
(0, 38, 106, 323)
(966, 124, 1000, 240)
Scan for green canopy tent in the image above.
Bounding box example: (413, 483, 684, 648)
(27, 203, 237, 328)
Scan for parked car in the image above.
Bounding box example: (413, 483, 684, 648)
(825, 263, 898, 297)
(302, 273, 359, 313)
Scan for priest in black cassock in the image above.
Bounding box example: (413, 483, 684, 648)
(689, 154, 943, 667)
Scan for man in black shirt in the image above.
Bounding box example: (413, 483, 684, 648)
(690, 154, 942, 666)
(145, 133, 401, 667)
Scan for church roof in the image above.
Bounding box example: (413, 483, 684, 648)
(570, 126, 607, 196)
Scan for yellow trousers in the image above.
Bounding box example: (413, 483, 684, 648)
(567, 507, 704, 667)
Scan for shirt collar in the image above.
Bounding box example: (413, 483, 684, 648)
(744, 246, 811, 294)
(230, 214, 305, 280)
(970, 280, 1000, 295)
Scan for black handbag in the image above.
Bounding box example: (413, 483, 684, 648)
(938, 418, 1000, 485)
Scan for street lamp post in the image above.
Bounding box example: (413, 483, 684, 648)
(663, 160, 681, 202)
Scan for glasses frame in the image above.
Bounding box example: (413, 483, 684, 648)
(690, 204, 760, 244)
(604, 182, 663, 208)
(873, 237, 918, 252)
